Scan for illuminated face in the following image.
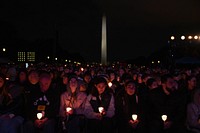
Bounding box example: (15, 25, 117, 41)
(110, 73, 115, 81)
(166, 78, 175, 90)
(69, 78, 78, 92)
(62, 76, 69, 85)
(19, 72, 27, 82)
(39, 77, 51, 92)
(28, 72, 39, 84)
(125, 83, 136, 95)
(95, 82, 107, 94)
(188, 77, 197, 89)
(150, 81, 158, 89)
(84, 75, 91, 83)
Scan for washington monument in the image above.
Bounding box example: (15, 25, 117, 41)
(101, 14, 107, 65)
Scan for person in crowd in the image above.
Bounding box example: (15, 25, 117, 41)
(184, 75, 197, 104)
(59, 74, 87, 133)
(15, 68, 28, 87)
(186, 89, 200, 133)
(84, 76, 115, 133)
(56, 73, 70, 96)
(81, 71, 93, 95)
(0, 72, 24, 133)
(108, 70, 121, 96)
(115, 79, 146, 133)
(23, 70, 60, 133)
(146, 74, 187, 133)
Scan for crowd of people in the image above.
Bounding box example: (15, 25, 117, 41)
(0, 63, 200, 133)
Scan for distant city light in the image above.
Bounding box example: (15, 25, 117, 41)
(188, 36, 192, 39)
(194, 35, 198, 39)
(181, 36, 185, 40)
(171, 36, 175, 40)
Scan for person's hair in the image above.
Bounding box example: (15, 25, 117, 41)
(146, 78, 156, 87)
(161, 74, 172, 84)
(91, 76, 109, 96)
(0, 73, 11, 104)
(186, 75, 196, 82)
(124, 79, 136, 87)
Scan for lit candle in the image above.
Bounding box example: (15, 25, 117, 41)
(161, 115, 167, 122)
(66, 107, 72, 113)
(108, 82, 112, 88)
(98, 107, 104, 114)
(37, 113, 43, 120)
(132, 114, 138, 121)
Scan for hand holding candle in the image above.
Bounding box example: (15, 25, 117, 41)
(66, 107, 73, 115)
(108, 82, 112, 88)
(161, 115, 167, 122)
(37, 113, 43, 120)
(132, 114, 138, 121)
(98, 107, 105, 115)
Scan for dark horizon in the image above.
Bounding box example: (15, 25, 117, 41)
(1, 0, 200, 63)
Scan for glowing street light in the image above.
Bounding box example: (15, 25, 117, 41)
(194, 35, 198, 40)
(188, 36, 192, 39)
(2, 48, 6, 52)
(170, 36, 175, 40)
(47, 56, 50, 59)
(181, 36, 185, 40)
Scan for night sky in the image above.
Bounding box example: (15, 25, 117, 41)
(1, 0, 200, 62)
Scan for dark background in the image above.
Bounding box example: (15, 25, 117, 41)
(1, 0, 200, 63)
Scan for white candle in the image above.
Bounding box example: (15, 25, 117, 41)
(37, 113, 43, 120)
(108, 82, 112, 88)
(161, 115, 167, 122)
(66, 107, 72, 113)
(98, 107, 104, 114)
(132, 114, 138, 121)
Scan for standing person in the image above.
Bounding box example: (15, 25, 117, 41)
(186, 89, 200, 133)
(59, 75, 87, 133)
(115, 79, 144, 133)
(84, 76, 115, 133)
(0, 73, 24, 133)
(23, 70, 60, 133)
(146, 74, 187, 133)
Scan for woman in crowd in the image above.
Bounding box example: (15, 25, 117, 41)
(59, 74, 87, 133)
(186, 89, 200, 133)
(84, 76, 115, 133)
(0, 72, 24, 133)
(115, 79, 145, 133)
